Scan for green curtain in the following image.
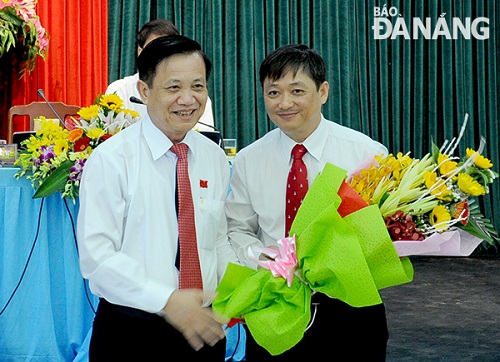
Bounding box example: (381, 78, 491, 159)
(108, 0, 499, 253)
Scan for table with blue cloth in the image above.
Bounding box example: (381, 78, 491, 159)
(0, 167, 97, 361)
(0, 167, 245, 361)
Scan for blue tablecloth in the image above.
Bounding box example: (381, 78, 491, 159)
(0, 167, 97, 361)
(0, 167, 245, 361)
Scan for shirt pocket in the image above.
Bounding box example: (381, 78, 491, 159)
(196, 198, 225, 249)
(198, 197, 224, 217)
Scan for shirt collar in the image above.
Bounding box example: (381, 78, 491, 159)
(142, 116, 198, 160)
(279, 114, 328, 163)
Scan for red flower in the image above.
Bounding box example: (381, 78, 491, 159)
(74, 137, 91, 151)
(384, 211, 425, 241)
(64, 114, 81, 130)
(200, 179, 208, 188)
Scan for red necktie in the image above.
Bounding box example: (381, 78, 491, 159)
(285, 144, 308, 236)
(171, 143, 203, 289)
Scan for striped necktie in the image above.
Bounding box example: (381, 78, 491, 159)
(171, 143, 203, 289)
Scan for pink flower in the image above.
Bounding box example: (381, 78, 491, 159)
(256, 236, 298, 287)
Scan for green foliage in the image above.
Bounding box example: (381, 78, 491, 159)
(459, 198, 499, 246)
(32, 160, 73, 199)
(0, 5, 48, 77)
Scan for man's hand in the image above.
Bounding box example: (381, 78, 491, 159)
(160, 289, 228, 351)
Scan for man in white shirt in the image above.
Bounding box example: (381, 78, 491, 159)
(78, 35, 236, 360)
(226, 44, 389, 360)
(106, 19, 215, 132)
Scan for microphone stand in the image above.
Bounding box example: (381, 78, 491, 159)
(37, 89, 66, 128)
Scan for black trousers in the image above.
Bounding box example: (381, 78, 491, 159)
(89, 299, 226, 361)
(244, 295, 389, 361)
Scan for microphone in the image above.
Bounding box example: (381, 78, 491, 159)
(37, 89, 65, 127)
(129, 96, 145, 105)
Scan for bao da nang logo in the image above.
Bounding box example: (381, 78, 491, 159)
(372, 5, 489, 40)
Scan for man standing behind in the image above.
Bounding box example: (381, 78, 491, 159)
(77, 35, 236, 360)
(225, 44, 389, 361)
(106, 19, 215, 131)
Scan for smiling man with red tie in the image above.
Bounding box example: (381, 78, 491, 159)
(225, 44, 389, 361)
(77, 35, 237, 361)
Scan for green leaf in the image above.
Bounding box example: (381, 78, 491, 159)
(431, 140, 440, 162)
(458, 199, 499, 246)
(32, 160, 73, 199)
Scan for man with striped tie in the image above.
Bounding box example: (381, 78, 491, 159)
(77, 35, 237, 360)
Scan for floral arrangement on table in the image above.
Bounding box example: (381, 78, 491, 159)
(347, 115, 498, 252)
(0, 0, 49, 77)
(14, 94, 140, 201)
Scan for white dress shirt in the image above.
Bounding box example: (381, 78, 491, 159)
(105, 73, 216, 132)
(77, 114, 237, 313)
(226, 116, 388, 267)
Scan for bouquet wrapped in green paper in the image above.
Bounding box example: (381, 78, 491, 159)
(213, 163, 414, 356)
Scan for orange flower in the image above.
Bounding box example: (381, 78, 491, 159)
(452, 200, 469, 225)
(68, 128, 84, 142)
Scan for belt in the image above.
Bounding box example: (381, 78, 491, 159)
(99, 298, 160, 321)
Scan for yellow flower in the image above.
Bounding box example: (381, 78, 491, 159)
(86, 127, 107, 139)
(457, 173, 486, 196)
(99, 94, 123, 111)
(123, 109, 140, 118)
(429, 205, 451, 231)
(348, 153, 415, 205)
(78, 105, 99, 120)
(53, 139, 69, 156)
(423, 171, 452, 200)
(466, 148, 493, 169)
(437, 153, 458, 177)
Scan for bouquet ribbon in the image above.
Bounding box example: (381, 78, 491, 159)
(213, 163, 414, 355)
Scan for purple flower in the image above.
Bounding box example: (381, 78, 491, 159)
(39, 145, 56, 162)
(32, 145, 56, 167)
(68, 159, 86, 182)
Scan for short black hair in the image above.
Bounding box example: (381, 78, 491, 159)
(137, 19, 179, 48)
(259, 44, 326, 90)
(137, 35, 212, 87)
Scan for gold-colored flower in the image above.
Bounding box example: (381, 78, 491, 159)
(423, 171, 452, 200)
(429, 205, 451, 231)
(457, 173, 486, 196)
(53, 139, 69, 156)
(99, 94, 124, 111)
(86, 127, 107, 140)
(123, 108, 140, 118)
(437, 153, 458, 177)
(78, 105, 100, 120)
(466, 148, 493, 169)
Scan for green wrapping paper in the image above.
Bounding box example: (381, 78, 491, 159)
(213, 163, 414, 355)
